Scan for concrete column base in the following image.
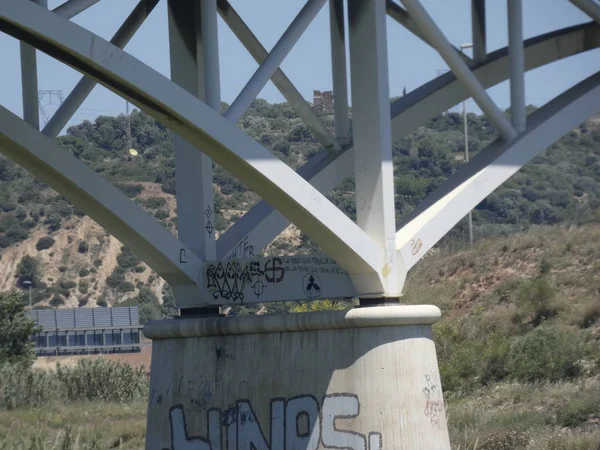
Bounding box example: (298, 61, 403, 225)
(143, 305, 451, 450)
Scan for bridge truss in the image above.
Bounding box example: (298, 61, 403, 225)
(0, 0, 599, 310)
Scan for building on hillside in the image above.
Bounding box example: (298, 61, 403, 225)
(27, 306, 143, 356)
(313, 90, 334, 113)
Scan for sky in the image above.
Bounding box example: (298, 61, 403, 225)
(0, 0, 598, 134)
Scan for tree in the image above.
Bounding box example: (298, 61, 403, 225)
(0, 291, 40, 367)
(16, 255, 41, 288)
(161, 284, 178, 319)
(121, 287, 162, 324)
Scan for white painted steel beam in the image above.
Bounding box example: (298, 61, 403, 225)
(471, 0, 486, 62)
(386, 0, 473, 65)
(20, 0, 47, 130)
(400, 0, 517, 141)
(396, 71, 600, 270)
(52, 0, 101, 19)
(330, 0, 350, 146)
(43, 0, 159, 138)
(216, 22, 600, 260)
(0, 0, 387, 294)
(167, 0, 216, 264)
(385, 1, 432, 47)
(348, 0, 403, 295)
(201, 0, 221, 113)
(224, 0, 327, 123)
(0, 105, 202, 288)
(508, 0, 526, 132)
(217, 0, 335, 150)
(570, 0, 600, 25)
(200, 255, 356, 306)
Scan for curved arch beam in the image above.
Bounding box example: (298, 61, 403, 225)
(0, 106, 203, 288)
(217, 21, 600, 260)
(396, 71, 600, 270)
(0, 0, 386, 294)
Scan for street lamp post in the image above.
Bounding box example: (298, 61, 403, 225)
(22, 280, 32, 307)
(460, 42, 474, 247)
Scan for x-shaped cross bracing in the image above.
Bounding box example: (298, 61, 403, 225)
(0, 0, 599, 305)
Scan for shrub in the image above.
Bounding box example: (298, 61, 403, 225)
(117, 247, 140, 270)
(134, 265, 146, 273)
(78, 280, 89, 294)
(507, 326, 583, 382)
(514, 277, 558, 326)
(106, 270, 125, 289)
(93, 258, 102, 267)
(60, 280, 76, 290)
(55, 359, 148, 402)
(578, 300, 600, 329)
(114, 182, 144, 198)
(35, 236, 55, 251)
(78, 240, 88, 254)
(58, 265, 67, 273)
(49, 295, 64, 307)
(78, 297, 88, 307)
(118, 282, 135, 293)
(44, 213, 61, 232)
(154, 209, 169, 220)
(143, 196, 166, 209)
(96, 298, 108, 307)
(0, 359, 149, 409)
(0, 364, 58, 409)
(78, 268, 89, 277)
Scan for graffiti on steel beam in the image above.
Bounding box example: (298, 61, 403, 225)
(164, 393, 382, 450)
(225, 235, 255, 260)
(204, 205, 214, 236)
(410, 238, 423, 255)
(205, 254, 354, 304)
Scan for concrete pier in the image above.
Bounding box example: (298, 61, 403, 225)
(143, 305, 451, 450)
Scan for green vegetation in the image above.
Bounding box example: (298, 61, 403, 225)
(0, 291, 39, 367)
(77, 240, 88, 254)
(0, 359, 147, 410)
(0, 100, 598, 447)
(35, 236, 55, 251)
(0, 102, 598, 254)
(15, 255, 41, 289)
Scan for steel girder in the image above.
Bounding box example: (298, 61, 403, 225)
(0, 106, 203, 287)
(0, 0, 387, 297)
(218, 22, 600, 260)
(397, 71, 600, 270)
(0, 1, 599, 303)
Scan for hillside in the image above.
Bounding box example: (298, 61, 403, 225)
(5, 222, 600, 449)
(0, 98, 599, 318)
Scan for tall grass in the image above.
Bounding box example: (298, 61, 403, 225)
(0, 359, 148, 410)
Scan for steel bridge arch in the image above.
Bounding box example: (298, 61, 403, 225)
(0, 1, 599, 304)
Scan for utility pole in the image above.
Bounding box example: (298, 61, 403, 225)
(22, 280, 32, 307)
(460, 42, 474, 247)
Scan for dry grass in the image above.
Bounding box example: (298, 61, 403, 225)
(0, 402, 146, 449)
(448, 378, 600, 449)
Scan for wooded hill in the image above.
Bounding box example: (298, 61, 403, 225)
(0, 99, 598, 318)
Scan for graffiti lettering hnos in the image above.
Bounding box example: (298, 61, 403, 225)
(164, 393, 382, 450)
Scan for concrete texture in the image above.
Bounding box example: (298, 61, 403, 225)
(144, 305, 451, 449)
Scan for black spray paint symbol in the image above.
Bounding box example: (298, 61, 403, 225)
(303, 273, 321, 298)
(264, 257, 285, 283)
